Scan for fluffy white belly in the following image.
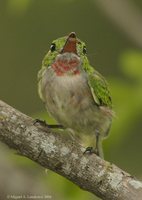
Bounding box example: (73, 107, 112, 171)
(44, 69, 93, 118)
(40, 68, 112, 137)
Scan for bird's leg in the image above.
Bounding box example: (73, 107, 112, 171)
(94, 133, 100, 156)
(94, 131, 104, 158)
(33, 119, 64, 129)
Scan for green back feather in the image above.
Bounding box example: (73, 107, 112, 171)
(87, 66, 112, 108)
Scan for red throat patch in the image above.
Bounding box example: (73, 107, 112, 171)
(52, 58, 80, 76)
(52, 32, 80, 76)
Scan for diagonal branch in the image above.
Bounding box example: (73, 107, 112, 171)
(95, 0, 142, 48)
(0, 100, 142, 200)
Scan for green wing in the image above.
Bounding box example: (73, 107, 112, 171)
(88, 69, 112, 108)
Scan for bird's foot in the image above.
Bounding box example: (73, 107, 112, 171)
(33, 119, 47, 126)
(83, 146, 99, 156)
(33, 119, 64, 129)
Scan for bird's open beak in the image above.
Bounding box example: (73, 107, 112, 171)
(61, 32, 77, 54)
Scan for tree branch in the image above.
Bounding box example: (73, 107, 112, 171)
(95, 0, 142, 48)
(0, 100, 142, 200)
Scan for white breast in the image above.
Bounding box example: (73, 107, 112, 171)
(41, 68, 93, 123)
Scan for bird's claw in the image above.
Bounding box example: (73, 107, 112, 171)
(33, 119, 64, 129)
(83, 146, 99, 156)
(33, 119, 47, 126)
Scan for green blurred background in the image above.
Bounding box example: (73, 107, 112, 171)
(0, 0, 142, 199)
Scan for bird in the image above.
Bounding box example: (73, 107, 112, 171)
(37, 32, 113, 158)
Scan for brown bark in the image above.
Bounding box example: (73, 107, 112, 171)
(0, 100, 142, 200)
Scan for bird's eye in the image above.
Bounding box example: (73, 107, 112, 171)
(83, 46, 87, 54)
(50, 43, 56, 52)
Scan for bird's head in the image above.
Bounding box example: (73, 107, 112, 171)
(43, 32, 89, 75)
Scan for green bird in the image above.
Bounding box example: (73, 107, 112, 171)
(38, 32, 113, 158)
